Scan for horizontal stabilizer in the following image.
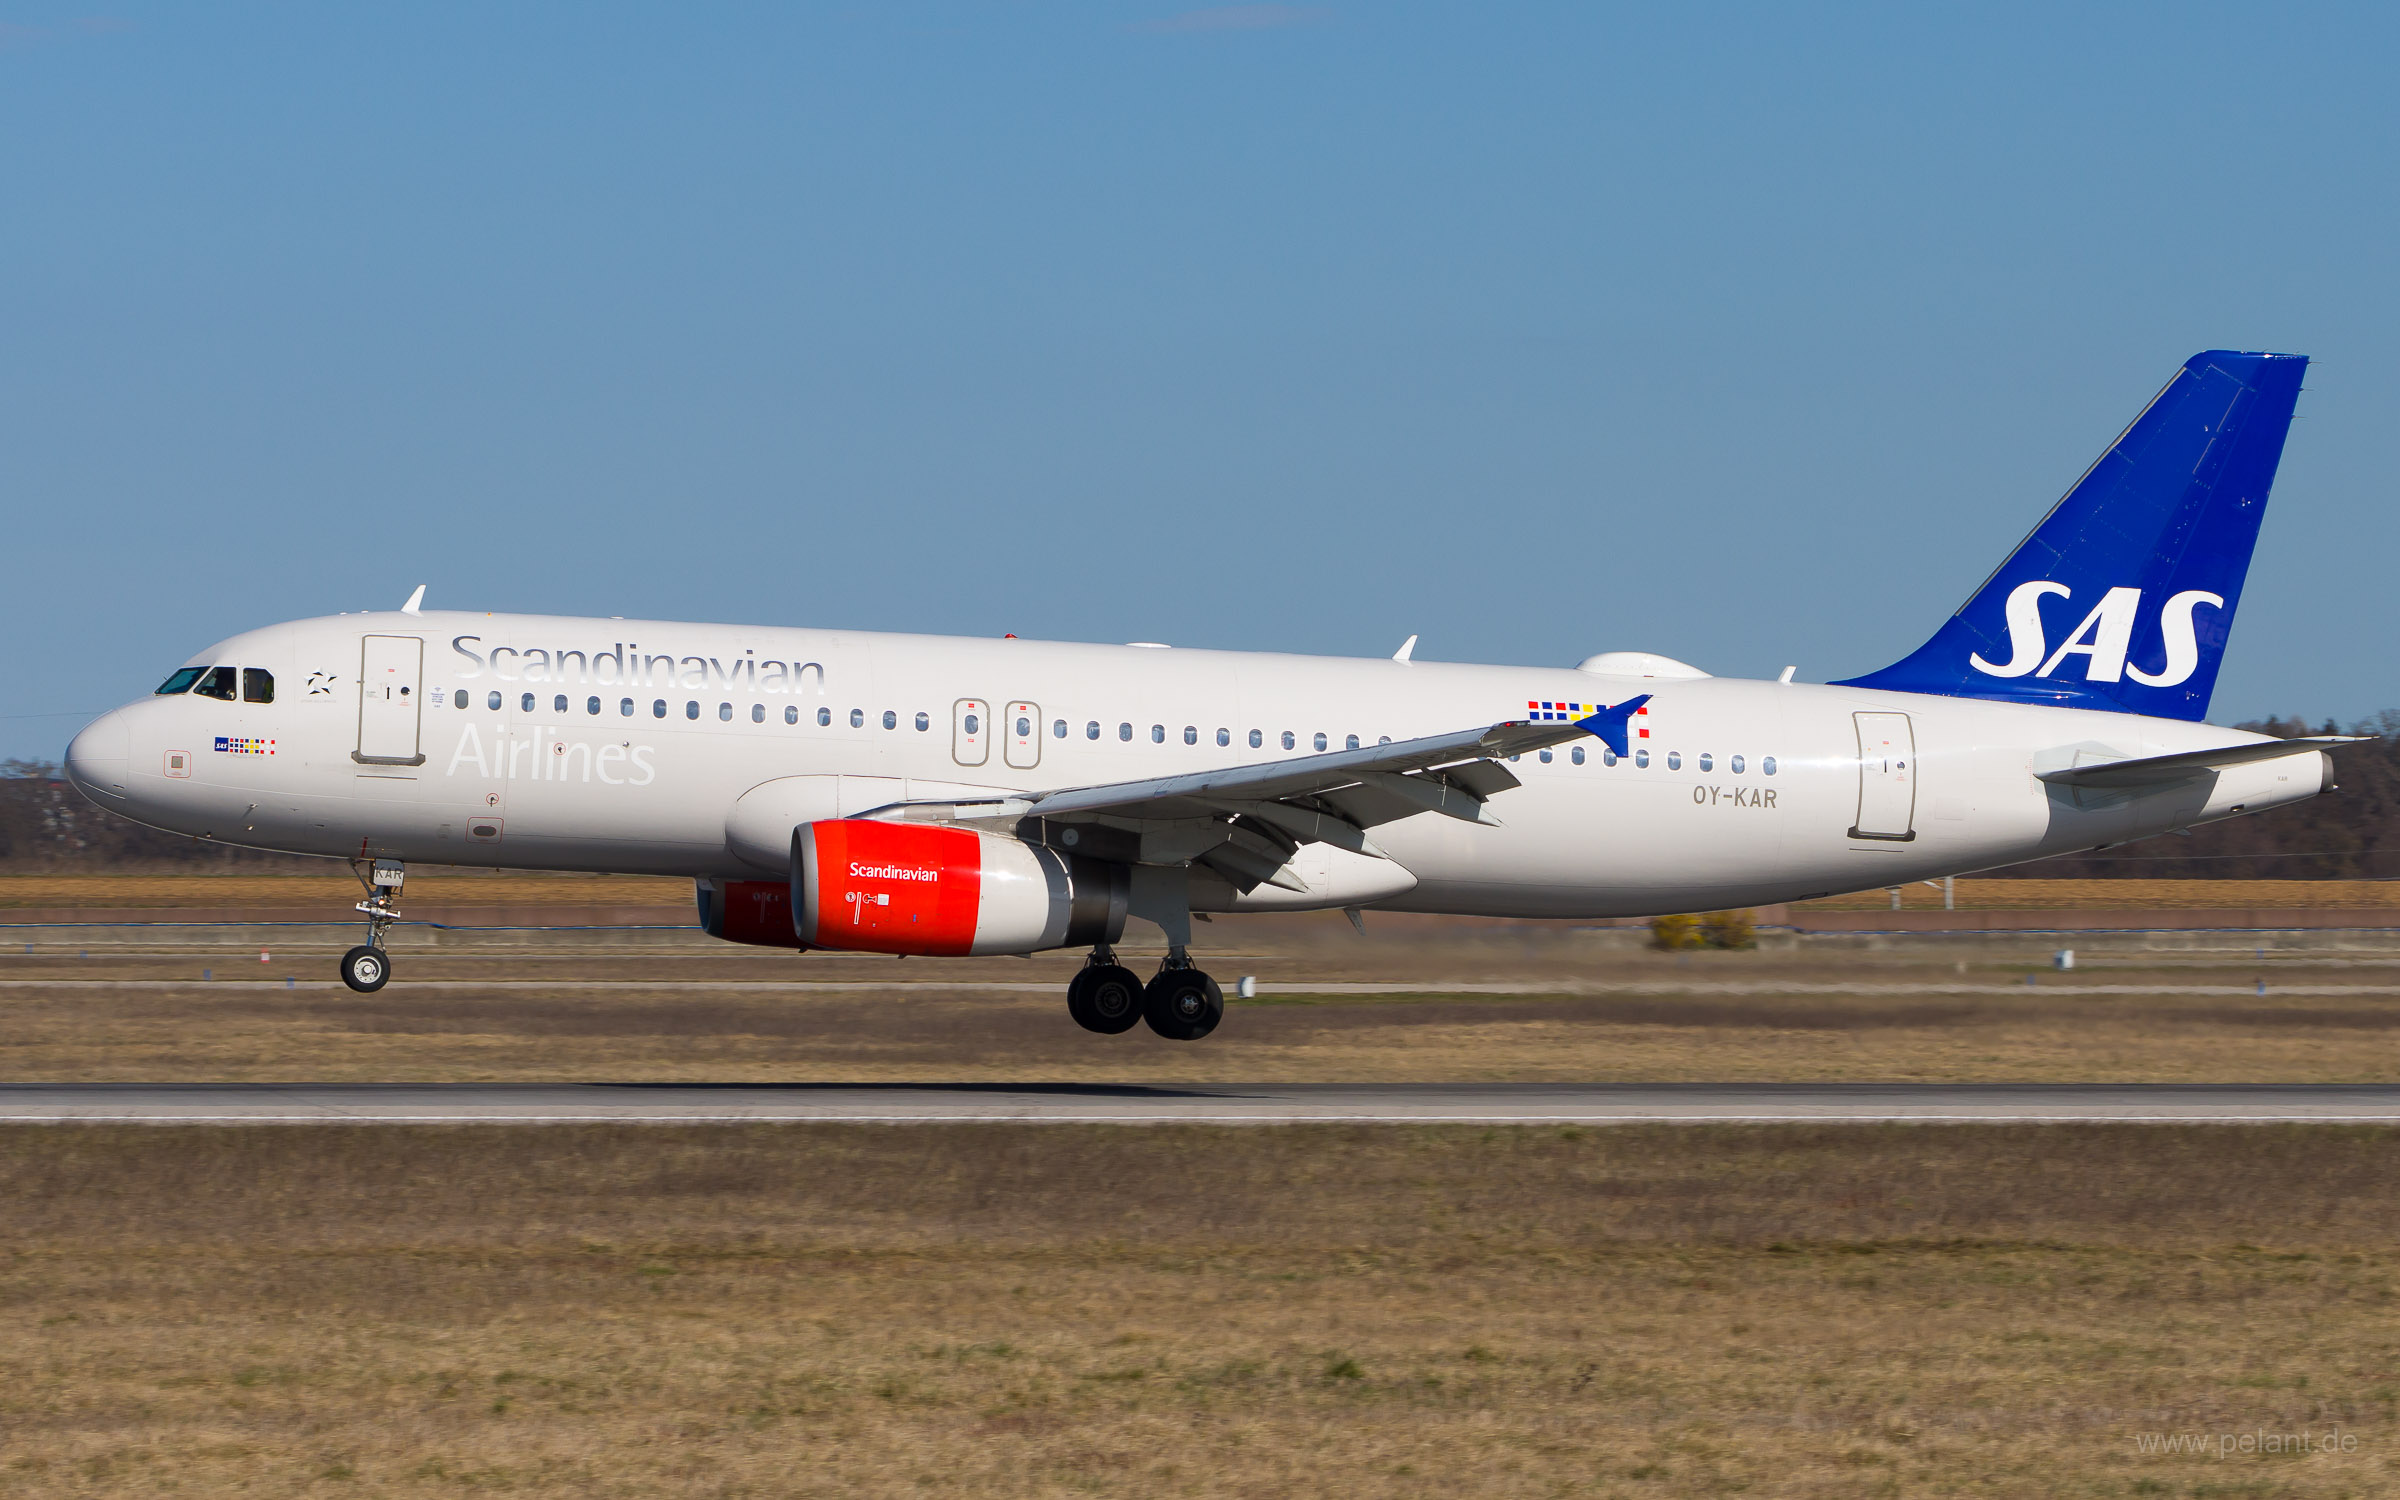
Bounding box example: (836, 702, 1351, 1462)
(2035, 736, 2362, 790)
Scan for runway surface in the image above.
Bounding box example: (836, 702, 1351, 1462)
(5, 1082, 2400, 1123)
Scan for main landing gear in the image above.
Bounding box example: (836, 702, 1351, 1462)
(1066, 946, 1223, 1041)
(341, 857, 405, 994)
(1066, 951, 1143, 1034)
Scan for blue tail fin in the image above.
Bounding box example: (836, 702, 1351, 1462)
(1832, 350, 2307, 721)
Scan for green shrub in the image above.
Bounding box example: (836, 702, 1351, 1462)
(1649, 912, 1704, 950)
(1701, 909, 1756, 949)
(1651, 910, 1756, 950)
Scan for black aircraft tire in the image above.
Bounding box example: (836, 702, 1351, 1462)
(1068, 964, 1145, 1034)
(1142, 969, 1223, 1041)
(340, 945, 391, 993)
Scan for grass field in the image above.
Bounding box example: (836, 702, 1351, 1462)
(5, 1123, 2396, 1498)
(6, 938, 2400, 1083)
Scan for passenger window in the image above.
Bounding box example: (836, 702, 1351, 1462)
(522, 693, 536, 713)
(686, 702, 700, 720)
(1053, 719, 1067, 739)
(1378, 736, 1390, 745)
(1313, 732, 1327, 752)
(1087, 721, 1100, 740)
(1603, 748, 1617, 766)
(719, 703, 733, 721)
(849, 709, 864, 728)
(1699, 753, 1713, 772)
(654, 700, 668, 718)
(488, 691, 503, 711)
(1538, 748, 1553, 763)
(818, 707, 832, 726)
(1216, 728, 1229, 747)
(587, 697, 601, 715)
(242, 669, 275, 704)
(155, 667, 204, 695)
(190, 667, 238, 702)
(1731, 754, 1745, 774)
(554, 694, 568, 713)
(784, 705, 797, 724)
(1249, 729, 1262, 748)
(620, 698, 634, 716)
(963, 713, 980, 736)
(1281, 731, 1295, 750)
(1571, 745, 1586, 765)
(882, 710, 897, 730)
(1345, 734, 1360, 751)
(1018, 716, 1033, 738)
(1119, 723, 1132, 741)
(1667, 751, 1682, 770)
(1151, 725, 1164, 743)
(752, 704, 765, 723)
(1763, 756, 1777, 775)
(1635, 749, 1649, 769)
(914, 711, 928, 731)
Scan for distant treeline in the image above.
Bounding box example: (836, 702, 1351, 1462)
(6, 713, 2399, 877)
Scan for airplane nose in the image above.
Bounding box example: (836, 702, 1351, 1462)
(64, 708, 131, 802)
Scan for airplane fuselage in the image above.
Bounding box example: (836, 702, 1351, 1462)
(65, 609, 2328, 920)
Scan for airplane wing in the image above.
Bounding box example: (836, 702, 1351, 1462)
(2035, 736, 2363, 790)
(850, 696, 1650, 894)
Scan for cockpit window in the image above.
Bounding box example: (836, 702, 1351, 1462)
(190, 666, 237, 701)
(155, 667, 204, 696)
(242, 668, 274, 704)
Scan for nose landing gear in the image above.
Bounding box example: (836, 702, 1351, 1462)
(341, 857, 405, 993)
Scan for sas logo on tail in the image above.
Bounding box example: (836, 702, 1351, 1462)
(1968, 583, 2223, 687)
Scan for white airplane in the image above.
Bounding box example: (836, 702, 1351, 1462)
(66, 350, 2351, 1040)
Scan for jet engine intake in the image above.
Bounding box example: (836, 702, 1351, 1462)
(793, 819, 1127, 957)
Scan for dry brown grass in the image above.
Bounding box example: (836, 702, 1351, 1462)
(6, 941, 2400, 1082)
(4, 1124, 2396, 1497)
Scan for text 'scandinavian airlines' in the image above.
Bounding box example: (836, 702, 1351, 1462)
(67, 351, 2350, 1039)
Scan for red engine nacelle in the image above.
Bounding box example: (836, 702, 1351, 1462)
(792, 819, 1126, 957)
(695, 878, 806, 949)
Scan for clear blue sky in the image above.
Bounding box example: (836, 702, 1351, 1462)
(5, 3, 2395, 760)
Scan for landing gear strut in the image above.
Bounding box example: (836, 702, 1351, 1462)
(1142, 949, 1223, 1041)
(1066, 948, 1144, 1034)
(341, 857, 404, 993)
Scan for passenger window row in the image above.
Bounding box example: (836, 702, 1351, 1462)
(415, 686, 1781, 775)
(1556, 746, 1777, 775)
